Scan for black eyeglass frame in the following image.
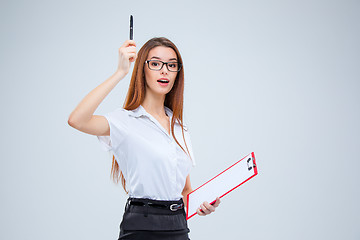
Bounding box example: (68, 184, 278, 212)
(145, 60, 182, 72)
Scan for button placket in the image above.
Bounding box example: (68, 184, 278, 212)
(145, 114, 172, 141)
(138, 105, 172, 139)
(171, 140, 177, 187)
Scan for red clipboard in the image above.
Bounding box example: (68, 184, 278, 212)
(186, 152, 258, 220)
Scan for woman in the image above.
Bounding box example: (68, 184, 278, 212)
(68, 37, 221, 240)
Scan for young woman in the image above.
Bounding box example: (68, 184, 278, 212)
(68, 37, 221, 240)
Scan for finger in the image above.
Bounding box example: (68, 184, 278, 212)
(127, 52, 136, 59)
(129, 53, 137, 62)
(213, 197, 221, 207)
(129, 54, 136, 62)
(125, 45, 136, 51)
(200, 204, 211, 215)
(122, 40, 136, 47)
(197, 208, 205, 216)
(203, 201, 215, 212)
(120, 46, 137, 55)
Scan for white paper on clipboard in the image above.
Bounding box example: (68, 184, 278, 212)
(186, 152, 258, 220)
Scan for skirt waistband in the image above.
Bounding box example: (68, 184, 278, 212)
(121, 197, 188, 231)
(127, 197, 184, 204)
(125, 197, 185, 215)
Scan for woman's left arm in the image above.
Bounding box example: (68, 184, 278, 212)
(182, 174, 221, 216)
(182, 174, 193, 208)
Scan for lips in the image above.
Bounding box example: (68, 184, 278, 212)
(157, 78, 170, 86)
(157, 78, 169, 83)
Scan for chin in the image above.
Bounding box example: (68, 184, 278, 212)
(158, 89, 172, 96)
(155, 86, 173, 94)
(146, 83, 174, 96)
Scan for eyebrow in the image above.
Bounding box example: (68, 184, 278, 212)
(150, 56, 178, 61)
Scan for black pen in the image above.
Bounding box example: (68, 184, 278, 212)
(129, 15, 133, 40)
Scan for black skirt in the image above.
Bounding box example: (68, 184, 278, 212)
(118, 197, 190, 240)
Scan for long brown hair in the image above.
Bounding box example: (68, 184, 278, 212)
(110, 37, 191, 193)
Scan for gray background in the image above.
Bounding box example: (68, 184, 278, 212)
(1, 0, 359, 239)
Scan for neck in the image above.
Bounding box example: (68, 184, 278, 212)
(142, 91, 167, 118)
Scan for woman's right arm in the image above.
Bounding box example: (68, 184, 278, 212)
(67, 40, 137, 136)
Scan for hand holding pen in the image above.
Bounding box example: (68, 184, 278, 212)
(117, 40, 137, 75)
(116, 15, 136, 75)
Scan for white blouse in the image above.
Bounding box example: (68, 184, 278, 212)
(97, 105, 196, 201)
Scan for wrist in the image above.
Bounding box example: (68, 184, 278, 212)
(113, 70, 127, 80)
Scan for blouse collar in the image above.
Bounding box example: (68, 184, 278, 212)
(127, 105, 187, 129)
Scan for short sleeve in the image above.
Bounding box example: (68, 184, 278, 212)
(184, 127, 196, 167)
(96, 108, 128, 152)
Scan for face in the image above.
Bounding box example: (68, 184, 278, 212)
(144, 46, 179, 97)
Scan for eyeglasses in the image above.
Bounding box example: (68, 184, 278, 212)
(145, 60, 182, 72)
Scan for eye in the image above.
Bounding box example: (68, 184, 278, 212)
(151, 61, 159, 67)
(168, 62, 178, 68)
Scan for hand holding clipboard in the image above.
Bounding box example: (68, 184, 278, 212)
(186, 152, 258, 220)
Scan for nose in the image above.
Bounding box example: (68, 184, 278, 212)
(160, 63, 169, 75)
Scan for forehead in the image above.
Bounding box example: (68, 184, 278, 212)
(147, 46, 177, 60)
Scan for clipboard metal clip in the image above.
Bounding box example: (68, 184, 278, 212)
(247, 157, 256, 171)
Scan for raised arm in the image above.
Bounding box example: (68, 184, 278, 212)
(68, 40, 137, 136)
